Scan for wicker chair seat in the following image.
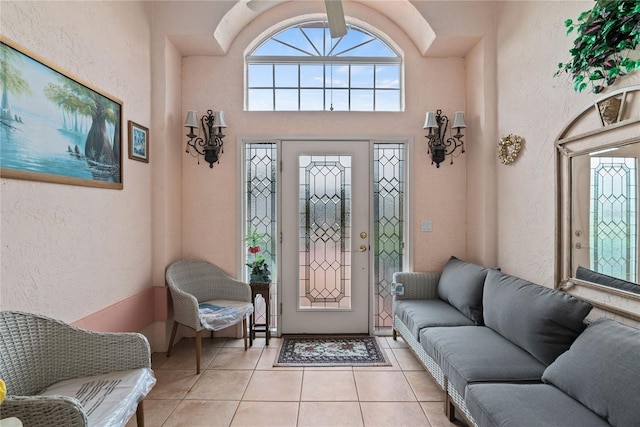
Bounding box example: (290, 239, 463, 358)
(198, 300, 254, 331)
(39, 368, 155, 426)
(165, 259, 253, 373)
(0, 310, 155, 427)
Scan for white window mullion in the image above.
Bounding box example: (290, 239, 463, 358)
(246, 20, 402, 112)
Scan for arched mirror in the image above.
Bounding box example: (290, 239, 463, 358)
(556, 86, 640, 318)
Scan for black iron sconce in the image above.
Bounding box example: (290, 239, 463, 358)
(184, 110, 227, 168)
(423, 109, 466, 168)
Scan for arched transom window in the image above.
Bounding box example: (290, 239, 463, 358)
(246, 21, 402, 111)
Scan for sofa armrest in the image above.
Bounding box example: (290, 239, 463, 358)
(392, 271, 440, 300)
(1, 395, 88, 427)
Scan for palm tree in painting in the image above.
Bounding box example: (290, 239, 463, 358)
(0, 43, 32, 123)
(45, 78, 120, 167)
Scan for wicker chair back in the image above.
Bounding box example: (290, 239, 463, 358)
(0, 311, 150, 396)
(166, 259, 251, 303)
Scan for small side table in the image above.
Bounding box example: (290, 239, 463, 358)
(249, 282, 271, 346)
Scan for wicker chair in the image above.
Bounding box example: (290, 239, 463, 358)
(0, 310, 155, 427)
(165, 259, 253, 374)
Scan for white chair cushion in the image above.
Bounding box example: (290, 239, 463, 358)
(39, 368, 155, 427)
(199, 299, 253, 331)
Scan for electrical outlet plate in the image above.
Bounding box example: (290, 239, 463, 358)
(420, 220, 432, 232)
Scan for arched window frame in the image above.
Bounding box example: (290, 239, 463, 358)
(245, 20, 403, 112)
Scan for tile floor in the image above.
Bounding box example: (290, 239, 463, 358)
(128, 336, 466, 427)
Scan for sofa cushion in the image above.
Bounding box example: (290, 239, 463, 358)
(483, 269, 592, 365)
(437, 256, 489, 325)
(39, 368, 156, 426)
(542, 318, 640, 427)
(395, 299, 475, 339)
(421, 326, 546, 397)
(465, 383, 610, 427)
(576, 265, 640, 294)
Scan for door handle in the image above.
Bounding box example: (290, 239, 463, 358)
(357, 245, 367, 252)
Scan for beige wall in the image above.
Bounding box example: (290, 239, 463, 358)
(465, 36, 498, 268)
(490, 1, 640, 322)
(2, 0, 639, 338)
(180, 1, 469, 275)
(0, 1, 156, 323)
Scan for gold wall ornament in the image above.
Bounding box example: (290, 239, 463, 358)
(498, 134, 523, 165)
(597, 97, 622, 126)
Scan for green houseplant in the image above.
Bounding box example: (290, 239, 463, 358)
(245, 229, 271, 283)
(556, 0, 640, 93)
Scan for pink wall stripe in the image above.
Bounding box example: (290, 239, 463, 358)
(73, 286, 168, 332)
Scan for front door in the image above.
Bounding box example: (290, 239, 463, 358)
(281, 140, 370, 334)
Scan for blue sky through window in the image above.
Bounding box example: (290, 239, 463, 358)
(247, 21, 401, 111)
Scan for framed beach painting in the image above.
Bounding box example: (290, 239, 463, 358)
(128, 120, 149, 163)
(0, 36, 123, 189)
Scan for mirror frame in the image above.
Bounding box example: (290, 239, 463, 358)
(556, 85, 640, 319)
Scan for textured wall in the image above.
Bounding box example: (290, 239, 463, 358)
(4, 0, 637, 332)
(180, 1, 468, 276)
(0, 1, 153, 323)
(493, 1, 594, 285)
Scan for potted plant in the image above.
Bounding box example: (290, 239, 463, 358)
(245, 230, 271, 283)
(555, 0, 640, 93)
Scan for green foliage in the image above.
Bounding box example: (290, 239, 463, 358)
(0, 44, 33, 98)
(556, 0, 640, 94)
(44, 76, 117, 124)
(245, 229, 266, 248)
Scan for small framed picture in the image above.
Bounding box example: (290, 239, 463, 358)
(128, 121, 149, 163)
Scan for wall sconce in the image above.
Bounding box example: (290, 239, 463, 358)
(423, 109, 466, 168)
(184, 109, 227, 168)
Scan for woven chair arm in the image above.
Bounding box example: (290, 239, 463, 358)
(212, 278, 252, 302)
(40, 323, 152, 373)
(0, 311, 152, 396)
(168, 284, 201, 330)
(75, 331, 152, 372)
(392, 271, 441, 300)
(1, 395, 88, 427)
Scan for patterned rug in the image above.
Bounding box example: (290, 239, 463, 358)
(274, 336, 391, 367)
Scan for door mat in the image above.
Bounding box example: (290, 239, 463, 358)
(274, 336, 391, 367)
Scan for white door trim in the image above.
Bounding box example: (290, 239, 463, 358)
(238, 134, 413, 336)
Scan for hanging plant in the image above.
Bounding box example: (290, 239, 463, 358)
(555, 0, 640, 94)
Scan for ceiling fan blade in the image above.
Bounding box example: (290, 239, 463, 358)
(325, 0, 347, 38)
(246, 0, 277, 14)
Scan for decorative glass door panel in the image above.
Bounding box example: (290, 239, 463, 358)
(281, 141, 369, 334)
(590, 157, 637, 282)
(299, 155, 352, 310)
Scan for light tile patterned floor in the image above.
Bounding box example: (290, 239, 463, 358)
(127, 336, 466, 427)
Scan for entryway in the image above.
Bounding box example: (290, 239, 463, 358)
(280, 140, 371, 334)
(242, 139, 407, 336)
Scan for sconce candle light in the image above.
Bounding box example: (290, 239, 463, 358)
(184, 109, 227, 168)
(424, 109, 466, 167)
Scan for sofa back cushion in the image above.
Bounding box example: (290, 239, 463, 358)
(542, 318, 640, 427)
(437, 256, 488, 325)
(576, 265, 640, 294)
(483, 269, 592, 365)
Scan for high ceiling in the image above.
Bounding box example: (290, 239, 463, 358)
(151, 0, 493, 57)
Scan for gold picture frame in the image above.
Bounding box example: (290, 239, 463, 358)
(0, 36, 123, 189)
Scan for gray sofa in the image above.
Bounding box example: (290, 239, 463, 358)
(392, 256, 640, 426)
